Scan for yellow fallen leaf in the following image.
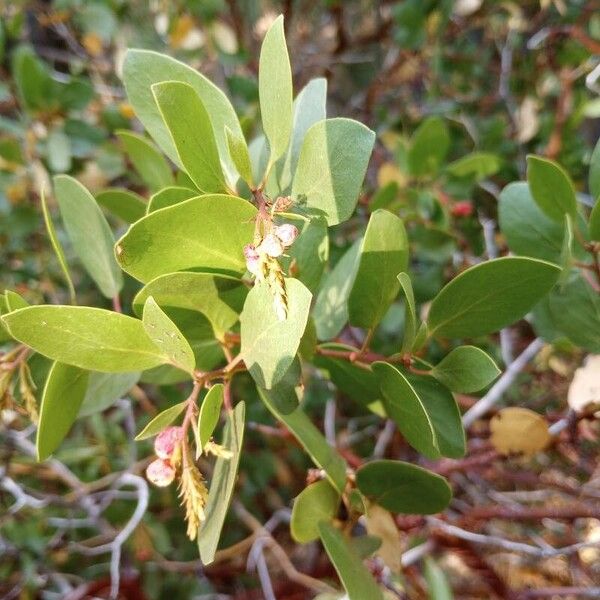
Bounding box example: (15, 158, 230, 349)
(365, 504, 402, 573)
(490, 407, 550, 457)
(377, 162, 406, 188)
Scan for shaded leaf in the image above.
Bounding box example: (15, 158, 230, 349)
(431, 346, 500, 393)
(291, 480, 340, 543)
(198, 383, 224, 448)
(96, 188, 147, 223)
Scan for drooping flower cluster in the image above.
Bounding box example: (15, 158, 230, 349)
(145, 425, 209, 540)
(244, 223, 299, 321)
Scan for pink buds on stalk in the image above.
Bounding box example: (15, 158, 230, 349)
(273, 224, 298, 247)
(154, 426, 184, 459)
(146, 458, 176, 487)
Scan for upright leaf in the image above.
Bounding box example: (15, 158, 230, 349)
(590, 137, 600, 201)
(240, 279, 312, 389)
(198, 383, 224, 449)
(40, 189, 76, 305)
(318, 522, 384, 600)
(348, 209, 408, 328)
(258, 387, 347, 493)
(198, 401, 245, 564)
(3, 306, 167, 372)
(152, 81, 226, 193)
(527, 155, 577, 223)
(408, 116, 450, 177)
(142, 297, 195, 374)
(589, 200, 600, 242)
(37, 362, 89, 461)
(115, 195, 256, 283)
(356, 460, 452, 514)
(498, 182, 564, 263)
(292, 119, 375, 225)
(225, 126, 253, 187)
(54, 175, 123, 299)
(427, 257, 560, 339)
(259, 15, 293, 164)
(313, 238, 362, 340)
(123, 49, 243, 183)
(397, 272, 418, 351)
(116, 130, 174, 192)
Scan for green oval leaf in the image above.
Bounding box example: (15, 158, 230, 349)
(427, 257, 561, 339)
(142, 297, 195, 374)
(259, 15, 293, 164)
(78, 372, 140, 417)
(115, 194, 256, 283)
(348, 209, 408, 328)
(152, 81, 226, 194)
(147, 186, 197, 213)
(2, 306, 166, 372)
(527, 155, 577, 222)
(292, 118, 375, 225)
(408, 116, 450, 177)
(37, 362, 89, 461)
(291, 480, 340, 544)
(54, 175, 123, 299)
(240, 278, 312, 389)
(135, 400, 187, 441)
(432, 346, 500, 393)
(356, 460, 452, 514)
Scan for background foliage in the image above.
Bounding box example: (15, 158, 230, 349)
(1, 1, 600, 599)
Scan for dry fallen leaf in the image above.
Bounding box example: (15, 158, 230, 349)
(490, 407, 550, 457)
(568, 355, 600, 413)
(516, 96, 540, 143)
(365, 504, 402, 573)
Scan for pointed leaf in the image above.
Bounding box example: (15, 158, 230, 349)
(356, 460, 452, 514)
(397, 272, 418, 352)
(240, 278, 312, 389)
(590, 200, 600, 242)
(198, 383, 224, 448)
(427, 257, 560, 339)
(292, 118, 375, 225)
(142, 297, 195, 373)
(198, 401, 245, 564)
(259, 15, 293, 163)
(54, 175, 123, 298)
(135, 401, 187, 440)
(348, 209, 408, 328)
(115, 194, 256, 283)
(3, 306, 167, 372)
(41, 189, 76, 304)
(37, 362, 89, 460)
(431, 346, 500, 393)
(133, 271, 247, 337)
(152, 81, 226, 193)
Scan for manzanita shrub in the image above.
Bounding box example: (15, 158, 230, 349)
(0, 15, 573, 597)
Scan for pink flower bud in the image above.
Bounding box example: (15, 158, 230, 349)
(154, 426, 184, 459)
(146, 458, 176, 487)
(274, 224, 299, 247)
(258, 233, 284, 258)
(244, 244, 261, 276)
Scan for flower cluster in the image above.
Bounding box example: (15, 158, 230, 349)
(244, 223, 299, 321)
